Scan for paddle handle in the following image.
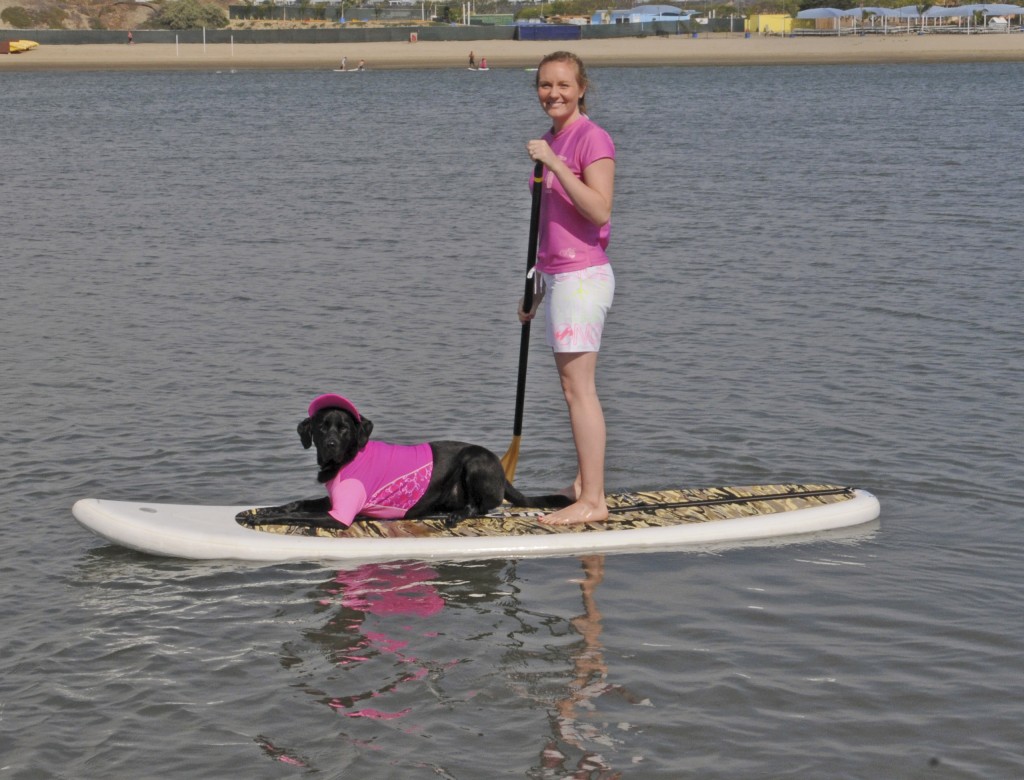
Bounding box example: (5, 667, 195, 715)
(522, 161, 544, 312)
(511, 162, 545, 439)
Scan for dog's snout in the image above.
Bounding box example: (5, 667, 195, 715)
(310, 408, 367, 482)
(316, 423, 351, 462)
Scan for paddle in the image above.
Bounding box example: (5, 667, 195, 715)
(500, 161, 545, 482)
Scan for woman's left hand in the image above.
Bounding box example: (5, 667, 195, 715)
(518, 295, 540, 323)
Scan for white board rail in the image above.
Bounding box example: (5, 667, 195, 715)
(72, 489, 880, 562)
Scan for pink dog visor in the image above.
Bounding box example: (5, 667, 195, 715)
(308, 393, 361, 421)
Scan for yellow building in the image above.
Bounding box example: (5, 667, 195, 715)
(745, 14, 794, 34)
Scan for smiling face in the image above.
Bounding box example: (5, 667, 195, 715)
(536, 58, 586, 132)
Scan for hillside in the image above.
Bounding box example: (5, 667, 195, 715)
(0, 0, 231, 30)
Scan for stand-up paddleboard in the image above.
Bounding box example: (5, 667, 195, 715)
(72, 484, 879, 562)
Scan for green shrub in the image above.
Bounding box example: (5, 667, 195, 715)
(36, 7, 67, 28)
(152, 0, 229, 30)
(1, 6, 33, 28)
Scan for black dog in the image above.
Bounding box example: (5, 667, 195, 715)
(238, 400, 569, 529)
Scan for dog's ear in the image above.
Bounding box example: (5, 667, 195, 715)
(297, 417, 313, 449)
(357, 417, 374, 450)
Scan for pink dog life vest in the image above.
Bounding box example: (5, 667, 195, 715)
(324, 441, 434, 526)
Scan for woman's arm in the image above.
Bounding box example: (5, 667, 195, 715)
(527, 140, 615, 227)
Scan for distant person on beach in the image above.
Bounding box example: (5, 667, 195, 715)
(480, 56, 488, 70)
(469, 50, 476, 68)
(340, 56, 347, 71)
(356, 59, 366, 71)
(127, 31, 133, 45)
(518, 51, 616, 526)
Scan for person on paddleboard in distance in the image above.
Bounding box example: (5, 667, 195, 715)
(518, 51, 615, 526)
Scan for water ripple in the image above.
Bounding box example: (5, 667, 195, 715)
(1, 63, 1022, 778)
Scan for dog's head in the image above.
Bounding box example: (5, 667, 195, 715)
(298, 407, 374, 483)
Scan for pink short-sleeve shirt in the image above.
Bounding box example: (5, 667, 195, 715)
(536, 115, 616, 275)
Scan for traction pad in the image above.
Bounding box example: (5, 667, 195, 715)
(241, 484, 854, 540)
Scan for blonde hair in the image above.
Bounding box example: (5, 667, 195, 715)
(535, 51, 590, 114)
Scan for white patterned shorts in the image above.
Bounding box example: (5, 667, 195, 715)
(540, 264, 615, 353)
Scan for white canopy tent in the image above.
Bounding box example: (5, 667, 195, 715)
(796, 4, 1023, 32)
(796, 7, 846, 17)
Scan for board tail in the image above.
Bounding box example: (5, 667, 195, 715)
(503, 481, 572, 510)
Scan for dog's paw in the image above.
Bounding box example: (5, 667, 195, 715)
(444, 509, 474, 529)
(236, 508, 262, 527)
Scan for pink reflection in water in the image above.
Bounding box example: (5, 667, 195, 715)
(345, 707, 413, 720)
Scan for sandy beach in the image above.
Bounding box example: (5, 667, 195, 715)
(3, 33, 1024, 71)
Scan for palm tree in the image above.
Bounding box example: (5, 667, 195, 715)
(916, 1, 933, 32)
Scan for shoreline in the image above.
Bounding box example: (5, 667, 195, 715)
(3, 34, 1024, 71)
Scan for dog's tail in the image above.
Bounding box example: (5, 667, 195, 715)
(503, 481, 573, 510)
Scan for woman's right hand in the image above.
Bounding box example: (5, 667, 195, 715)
(526, 139, 557, 169)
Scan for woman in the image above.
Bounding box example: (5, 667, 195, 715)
(520, 51, 615, 526)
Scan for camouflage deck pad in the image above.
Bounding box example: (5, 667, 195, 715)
(244, 484, 854, 540)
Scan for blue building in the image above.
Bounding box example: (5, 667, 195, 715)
(591, 5, 696, 24)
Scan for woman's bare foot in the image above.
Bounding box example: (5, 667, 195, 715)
(540, 499, 609, 526)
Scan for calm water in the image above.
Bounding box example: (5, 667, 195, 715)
(2, 61, 1022, 777)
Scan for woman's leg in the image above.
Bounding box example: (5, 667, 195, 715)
(541, 351, 610, 525)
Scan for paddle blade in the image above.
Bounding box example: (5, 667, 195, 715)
(500, 436, 522, 482)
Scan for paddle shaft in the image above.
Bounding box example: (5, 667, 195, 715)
(510, 162, 545, 439)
